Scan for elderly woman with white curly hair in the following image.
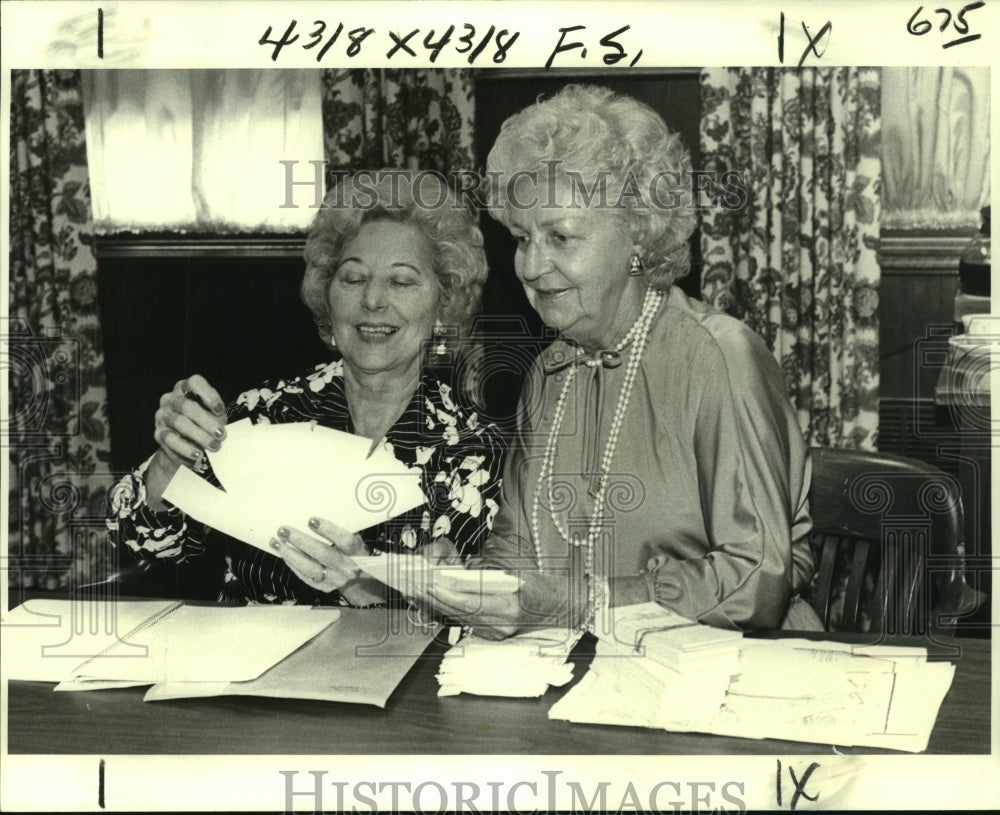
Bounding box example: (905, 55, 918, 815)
(419, 84, 822, 634)
(107, 172, 506, 607)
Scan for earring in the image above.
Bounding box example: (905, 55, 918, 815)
(328, 332, 337, 349)
(433, 321, 447, 356)
(628, 254, 644, 276)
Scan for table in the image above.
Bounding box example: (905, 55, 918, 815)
(6, 630, 991, 755)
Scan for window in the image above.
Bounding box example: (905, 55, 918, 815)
(82, 70, 324, 232)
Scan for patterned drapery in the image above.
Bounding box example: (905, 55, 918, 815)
(699, 68, 882, 450)
(320, 69, 475, 173)
(8, 70, 115, 593)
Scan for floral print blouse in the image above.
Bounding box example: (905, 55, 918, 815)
(107, 360, 507, 606)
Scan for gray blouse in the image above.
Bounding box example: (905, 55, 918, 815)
(477, 287, 814, 630)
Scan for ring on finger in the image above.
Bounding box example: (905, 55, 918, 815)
(317, 568, 327, 584)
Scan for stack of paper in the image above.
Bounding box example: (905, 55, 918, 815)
(598, 602, 742, 671)
(586, 603, 742, 720)
(437, 628, 582, 697)
(549, 606, 957, 752)
(163, 419, 427, 552)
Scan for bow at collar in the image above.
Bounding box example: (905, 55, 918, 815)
(543, 348, 625, 375)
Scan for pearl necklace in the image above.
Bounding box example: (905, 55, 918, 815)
(530, 286, 663, 630)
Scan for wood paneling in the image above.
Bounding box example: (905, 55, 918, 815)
(879, 273, 959, 401)
(97, 251, 329, 475)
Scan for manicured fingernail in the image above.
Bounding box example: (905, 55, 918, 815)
(269, 538, 281, 551)
(213, 403, 226, 416)
(214, 427, 225, 439)
(277, 527, 289, 539)
(308, 517, 320, 529)
(190, 449, 203, 461)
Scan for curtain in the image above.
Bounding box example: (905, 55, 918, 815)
(882, 67, 990, 230)
(699, 68, 882, 450)
(320, 69, 475, 173)
(8, 70, 114, 592)
(82, 70, 324, 231)
(81, 69, 475, 230)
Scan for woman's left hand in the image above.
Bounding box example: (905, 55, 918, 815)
(413, 567, 572, 640)
(270, 517, 385, 606)
(422, 583, 521, 640)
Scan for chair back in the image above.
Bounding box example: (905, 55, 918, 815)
(806, 447, 981, 634)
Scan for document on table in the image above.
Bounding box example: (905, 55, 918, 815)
(143, 608, 438, 707)
(0, 599, 340, 687)
(549, 633, 956, 753)
(163, 419, 426, 553)
(3, 598, 177, 682)
(566, 603, 741, 721)
(65, 604, 339, 684)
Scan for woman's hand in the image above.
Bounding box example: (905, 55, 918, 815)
(145, 374, 228, 509)
(387, 539, 522, 636)
(270, 517, 385, 606)
(423, 584, 522, 640)
(411, 566, 572, 640)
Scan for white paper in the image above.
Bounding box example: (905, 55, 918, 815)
(351, 555, 521, 598)
(71, 605, 339, 683)
(2, 598, 178, 682)
(549, 636, 956, 753)
(141, 608, 437, 707)
(437, 628, 581, 698)
(163, 421, 427, 552)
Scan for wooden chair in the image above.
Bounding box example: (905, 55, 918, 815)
(805, 447, 984, 635)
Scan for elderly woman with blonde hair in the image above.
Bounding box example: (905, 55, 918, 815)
(107, 172, 506, 606)
(421, 84, 821, 634)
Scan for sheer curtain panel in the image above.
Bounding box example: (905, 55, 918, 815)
(82, 70, 324, 232)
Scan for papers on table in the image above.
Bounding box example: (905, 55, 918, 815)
(549, 603, 957, 753)
(143, 608, 437, 707)
(3, 599, 337, 686)
(2, 598, 177, 682)
(582, 602, 742, 721)
(163, 418, 426, 553)
(70, 605, 338, 684)
(437, 628, 582, 697)
(6, 601, 435, 707)
(351, 554, 521, 599)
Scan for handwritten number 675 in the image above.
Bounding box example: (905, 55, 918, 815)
(907, 2, 985, 47)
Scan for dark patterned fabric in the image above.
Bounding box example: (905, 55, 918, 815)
(8, 69, 115, 593)
(107, 361, 506, 605)
(321, 69, 475, 173)
(699, 68, 881, 449)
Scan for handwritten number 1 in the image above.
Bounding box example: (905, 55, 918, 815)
(778, 11, 785, 62)
(97, 8, 104, 59)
